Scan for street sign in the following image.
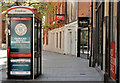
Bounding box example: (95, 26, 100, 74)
(78, 17, 89, 28)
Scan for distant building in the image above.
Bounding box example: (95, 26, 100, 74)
(64, 1, 78, 56)
(42, 2, 66, 53)
(43, 2, 91, 57)
(77, 2, 91, 57)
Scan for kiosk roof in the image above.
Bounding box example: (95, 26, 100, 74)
(7, 6, 36, 14)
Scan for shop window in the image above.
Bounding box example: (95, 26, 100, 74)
(38, 22, 41, 51)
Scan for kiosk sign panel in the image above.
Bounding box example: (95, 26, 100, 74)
(10, 58, 31, 76)
(11, 17, 31, 50)
(10, 17, 31, 77)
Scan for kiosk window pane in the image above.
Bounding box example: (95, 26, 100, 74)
(34, 19, 38, 52)
(38, 22, 41, 51)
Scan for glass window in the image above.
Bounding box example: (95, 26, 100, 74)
(38, 22, 41, 51)
(34, 19, 38, 53)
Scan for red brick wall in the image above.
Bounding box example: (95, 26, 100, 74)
(0, 12, 6, 48)
(43, 2, 66, 45)
(78, 2, 91, 17)
(2, 20, 5, 43)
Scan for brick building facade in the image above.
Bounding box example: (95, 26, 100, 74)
(42, 2, 66, 53)
(43, 2, 91, 55)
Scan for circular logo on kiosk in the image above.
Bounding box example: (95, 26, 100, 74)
(15, 23, 27, 36)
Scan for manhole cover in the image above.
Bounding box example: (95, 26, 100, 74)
(80, 73, 86, 75)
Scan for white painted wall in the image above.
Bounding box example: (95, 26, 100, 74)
(43, 26, 65, 54)
(64, 21, 78, 56)
(43, 21, 78, 56)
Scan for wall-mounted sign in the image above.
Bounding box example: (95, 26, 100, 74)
(110, 42, 116, 80)
(56, 14, 65, 20)
(78, 17, 89, 28)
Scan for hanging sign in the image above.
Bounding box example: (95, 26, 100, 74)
(56, 14, 65, 20)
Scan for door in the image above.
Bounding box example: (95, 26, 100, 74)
(68, 31, 72, 55)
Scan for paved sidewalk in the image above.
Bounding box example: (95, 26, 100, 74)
(1, 51, 103, 82)
(37, 51, 103, 81)
(0, 50, 7, 83)
(0, 50, 7, 69)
